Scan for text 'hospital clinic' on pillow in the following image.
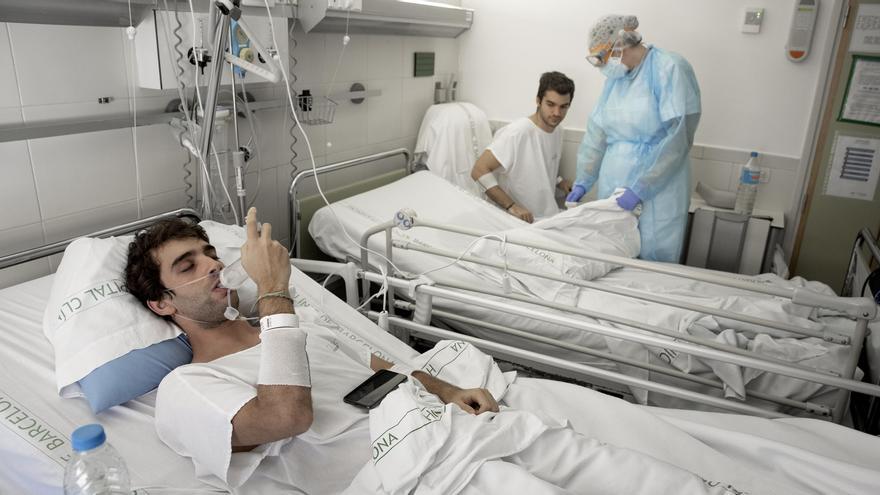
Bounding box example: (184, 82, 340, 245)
(42, 236, 183, 401)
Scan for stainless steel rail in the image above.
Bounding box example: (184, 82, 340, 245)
(287, 148, 410, 258)
(0, 208, 201, 270)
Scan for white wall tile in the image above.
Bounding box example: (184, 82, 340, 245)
(21, 100, 130, 123)
(754, 168, 796, 213)
(136, 124, 189, 196)
(401, 76, 434, 136)
(43, 201, 139, 244)
(366, 79, 402, 145)
(30, 128, 136, 219)
(8, 24, 128, 106)
(288, 25, 325, 87)
(0, 222, 44, 257)
(325, 85, 368, 153)
(322, 33, 367, 83)
(140, 189, 190, 219)
(0, 107, 22, 125)
(0, 259, 51, 290)
(367, 35, 404, 81)
(0, 141, 40, 230)
(691, 158, 734, 192)
(0, 23, 21, 109)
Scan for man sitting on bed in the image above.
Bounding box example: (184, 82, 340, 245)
(123, 207, 734, 494)
(470, 71, 575, 223)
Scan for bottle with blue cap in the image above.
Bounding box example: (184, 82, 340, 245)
(63, 424, 131, 494)
(734, 151, 761, 216)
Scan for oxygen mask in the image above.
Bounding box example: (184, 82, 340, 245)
(164, 259, 251, 321)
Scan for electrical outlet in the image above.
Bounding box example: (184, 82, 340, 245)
(759, 169, 772, 183)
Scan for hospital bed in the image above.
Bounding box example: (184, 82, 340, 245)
(3, 210, 880, 493)
(293, 151, 880, 426)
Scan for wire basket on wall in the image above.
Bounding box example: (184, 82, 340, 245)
(295, 94, 337, 125)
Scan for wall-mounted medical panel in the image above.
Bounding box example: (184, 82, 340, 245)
(135, 10, 288, 90)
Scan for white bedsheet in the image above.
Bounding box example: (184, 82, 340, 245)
(3, 259, 880, 494)
(308, 172, 861, 411)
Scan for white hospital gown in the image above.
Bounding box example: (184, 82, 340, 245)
(155, 326, 374, 493)
(487, 117, 563, 219)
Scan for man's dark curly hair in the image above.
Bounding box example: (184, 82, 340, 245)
(124, 218, 209, 310)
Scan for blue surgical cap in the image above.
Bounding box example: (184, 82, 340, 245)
(589, 15, 640, 50)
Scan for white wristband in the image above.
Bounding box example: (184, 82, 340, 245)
(260, 313, 299, 333)
(258, 327, 310, 387)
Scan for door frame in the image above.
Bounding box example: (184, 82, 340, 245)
(790, 0, 858, 271)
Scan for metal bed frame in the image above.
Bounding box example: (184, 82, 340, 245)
(2, 206, 879, 427)
(284, 151, 880, 425)
(351, 215, 879, 424)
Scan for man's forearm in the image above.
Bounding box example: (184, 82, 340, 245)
(485, 186, 516, 210)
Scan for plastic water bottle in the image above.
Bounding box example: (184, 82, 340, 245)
(734, 151, 760, 216)
(63, 424, 131, 495)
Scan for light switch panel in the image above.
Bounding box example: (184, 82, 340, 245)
(743, 8, 765, 34)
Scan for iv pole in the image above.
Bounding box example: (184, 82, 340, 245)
(196, 0, 282, 224)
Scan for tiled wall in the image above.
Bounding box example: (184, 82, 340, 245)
(0, 20, 457, 288)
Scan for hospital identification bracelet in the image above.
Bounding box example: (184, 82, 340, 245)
(260, 313, 300, 333)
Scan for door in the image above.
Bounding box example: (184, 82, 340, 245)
(792, 0, 880, 291)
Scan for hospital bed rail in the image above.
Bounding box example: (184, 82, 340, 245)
(356, 217, 878, 424)
(0, 208, 202, 271)
(287, 147, 411, 259)
(360, 270, 880, 417)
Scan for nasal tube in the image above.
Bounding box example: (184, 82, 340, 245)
(219, 259, 249, 321)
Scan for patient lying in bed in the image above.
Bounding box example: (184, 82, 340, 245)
(123, 207, 739, 494)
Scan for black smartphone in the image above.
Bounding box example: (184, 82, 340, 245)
(343, 369, 409, 409)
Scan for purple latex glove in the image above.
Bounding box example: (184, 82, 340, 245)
(566, 185, 586, 203)
(616, 188, 641, 211)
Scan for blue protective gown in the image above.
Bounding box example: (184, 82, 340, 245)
(575, 46, 701, 262)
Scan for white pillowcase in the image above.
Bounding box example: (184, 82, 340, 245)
(42, 235, 181, 397)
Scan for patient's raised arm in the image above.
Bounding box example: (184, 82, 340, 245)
(231, 207, 311, 449)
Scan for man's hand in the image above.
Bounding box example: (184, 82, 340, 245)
(508, 204, 534, 223)
(558, 178, 573, 194)
(240, 207, 290, 293)
(441, 387, 499, 415)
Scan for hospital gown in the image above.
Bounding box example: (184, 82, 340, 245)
(488, 117, 564, 219)
(575, 46, 701, 262)
(154, 330, 739, 494)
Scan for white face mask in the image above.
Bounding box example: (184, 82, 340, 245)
(601, 57, 628, 79)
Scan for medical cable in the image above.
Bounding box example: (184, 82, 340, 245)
(323, 7, 352, 100)
(262, 5, 408, 282)
(160, 0, 199, 206)
(126, 0, 143, 219)
(235, 77, 265, 207)
(263, 3, 501, 308)
(287, 22, 299, 178)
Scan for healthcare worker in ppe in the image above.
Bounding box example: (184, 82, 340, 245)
(566, 15, 701, 262)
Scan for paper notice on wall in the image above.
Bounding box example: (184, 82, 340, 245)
(824, 134, 880, 200)
(840, 57, 880, 124)
(851, 4, 880, 54)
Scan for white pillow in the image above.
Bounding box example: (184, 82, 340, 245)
(43, 236, 181, 397)
(42, 221, 259, 398)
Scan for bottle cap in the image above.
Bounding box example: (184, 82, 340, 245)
(750, 151, 759, 157)
(71, 424, 106, 452)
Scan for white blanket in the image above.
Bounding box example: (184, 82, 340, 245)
(466, 193, 640, 305)
(347, 342, 807, 495)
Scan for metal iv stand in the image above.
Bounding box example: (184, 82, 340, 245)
(196, 0, 282, 225)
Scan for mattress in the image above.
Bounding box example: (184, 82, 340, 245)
(4, 260, 880, 493)
(0, 274, 214, 494)
(308, 172, 864, 413)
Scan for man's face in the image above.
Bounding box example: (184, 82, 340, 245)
(536, 90, 572, 130)
(153, 237, 232, 325)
